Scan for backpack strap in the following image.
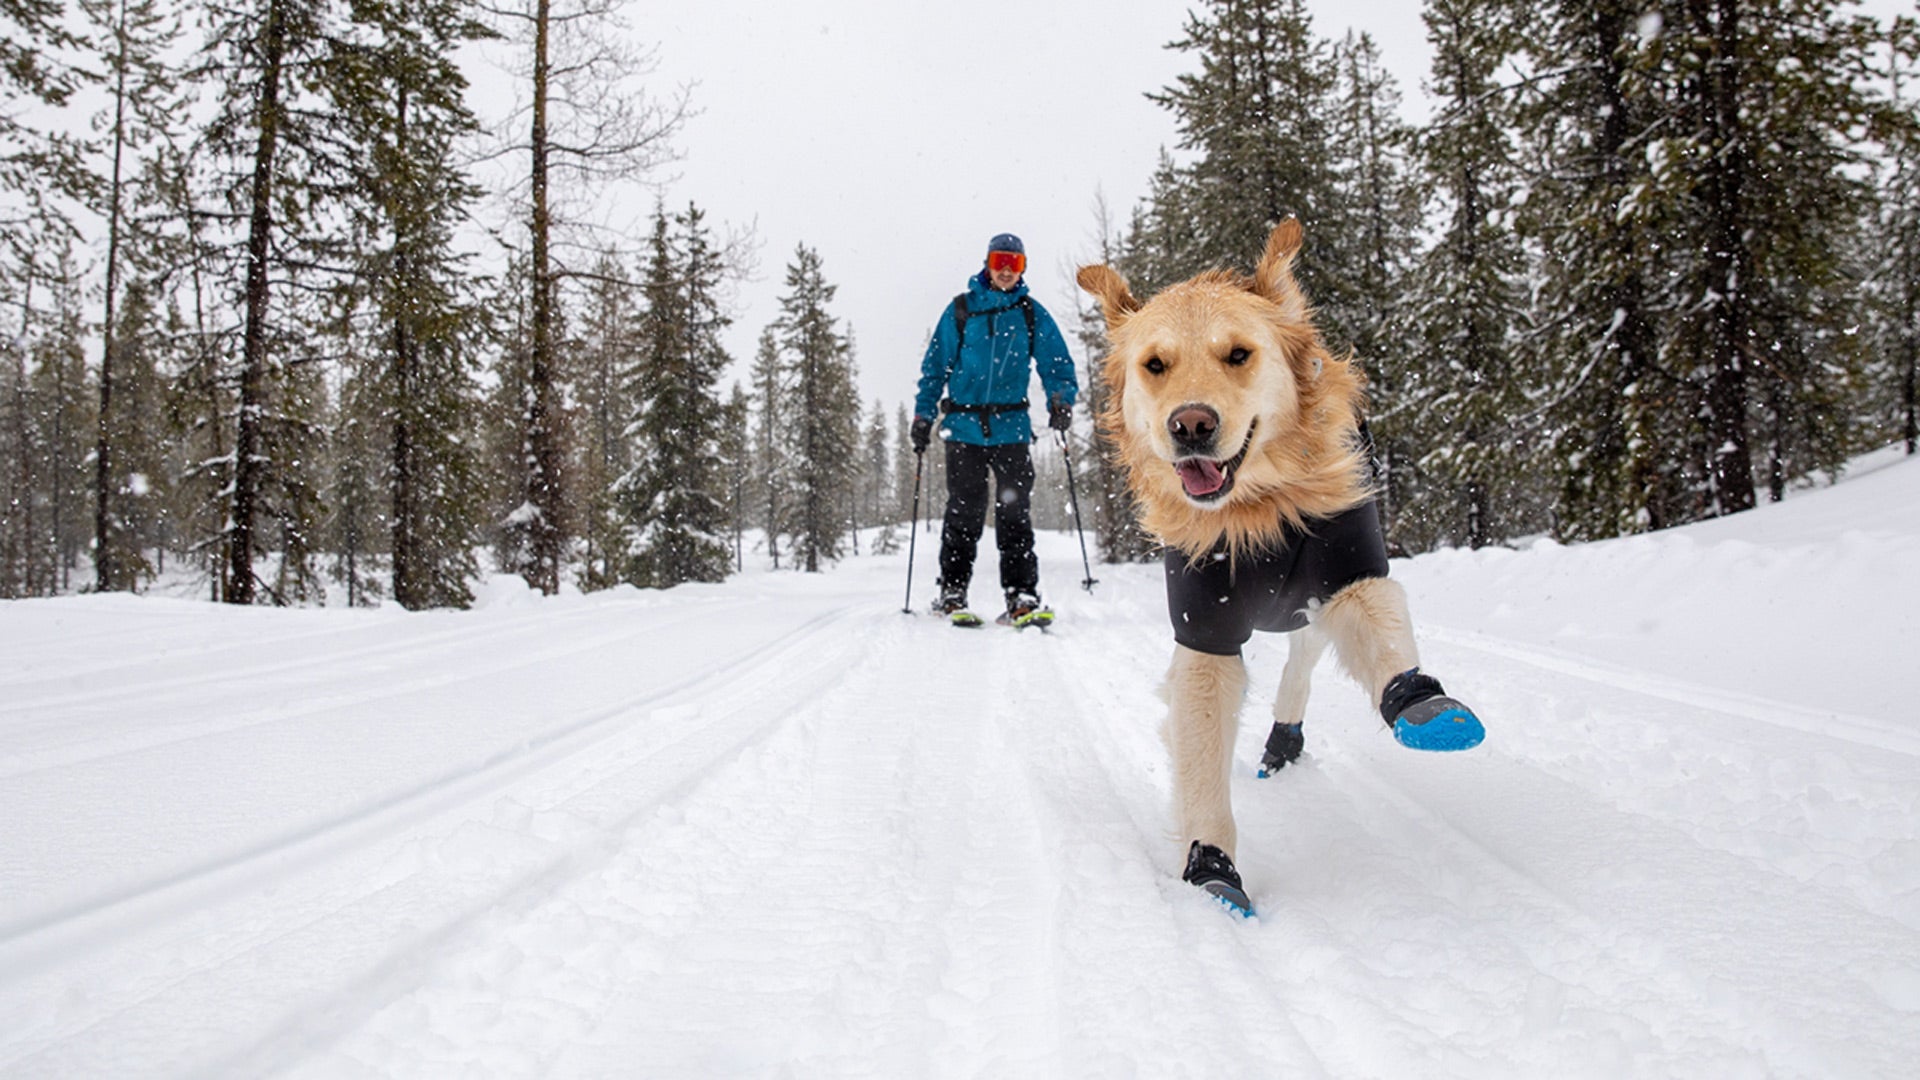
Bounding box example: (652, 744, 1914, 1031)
(950, 293, 1036, 360)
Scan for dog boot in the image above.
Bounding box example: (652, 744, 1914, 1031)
(1182, 841, 1254, 917)
(1257, 721, 1305, 778)
(1380, 668, 1485, 752)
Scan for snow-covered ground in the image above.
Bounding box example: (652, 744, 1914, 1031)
(3, 450, 1917, 1078)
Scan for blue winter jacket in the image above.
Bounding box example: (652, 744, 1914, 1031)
(914, 272, 1079, 446)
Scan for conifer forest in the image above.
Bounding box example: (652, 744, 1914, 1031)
(3, 0, 1918, 606)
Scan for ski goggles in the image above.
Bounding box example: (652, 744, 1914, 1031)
(986, 250, 1026, 274)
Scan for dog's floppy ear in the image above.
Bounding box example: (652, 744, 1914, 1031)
(1254, 218, 1310, 323)
(1076, 263, 1139, 328)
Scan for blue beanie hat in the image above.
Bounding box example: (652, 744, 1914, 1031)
(987, 233, 1025, 256)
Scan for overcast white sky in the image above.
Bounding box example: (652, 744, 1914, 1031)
(627, 0, 1434, 414)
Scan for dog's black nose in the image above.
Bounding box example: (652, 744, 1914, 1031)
(1168, 405, 1219, 451)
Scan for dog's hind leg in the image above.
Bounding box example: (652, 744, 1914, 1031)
(1259, 626, 1327, 776)
(1163, 644, 1246, 858)
(1313, 576, 1419, 713)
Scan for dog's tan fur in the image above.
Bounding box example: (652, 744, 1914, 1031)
(1078, 219, 1424, 867)
(1077, 219, 1371, 563)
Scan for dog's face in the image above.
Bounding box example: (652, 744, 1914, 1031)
(1077, 219, 1369, 556)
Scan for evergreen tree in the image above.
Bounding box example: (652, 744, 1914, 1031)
(861, 399, 888, 529)
(1514, 0, 1675, 540)
(0, 252, 93, 596)
(717, 381, 750, 573)
(618, 203, 732, 587)
(199, 0, 353, 603)
(748, 326, 789, 567)
(2, 0, 90, 249)
(771, 244, 857, 572)
(101, 279, 172, 584)
(1148, 0, 1344, 311)
(1399, 0, 1534, 550)
(1075, 196, 1154, 563)
(331, 0, 492, 609)
(1326, 30, 1422, 536)
(82, 0, 186, 590)
(1876, 15, 1920, 456)
(573, 248, 638, 592)
(488, 0, 688, 594)
(892, 403, 918, 525)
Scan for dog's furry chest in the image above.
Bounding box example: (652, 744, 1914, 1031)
(1163, 499, 1391, 656)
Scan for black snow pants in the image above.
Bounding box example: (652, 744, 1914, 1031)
(937, 440, 1038, 599)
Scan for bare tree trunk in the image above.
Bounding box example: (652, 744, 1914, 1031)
(94, 0, 132, 592)
(1693, 0, 1757, 515)
(228, 0, 288, 604)
(522, 0, 565, 595)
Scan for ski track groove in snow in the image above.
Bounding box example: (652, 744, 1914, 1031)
(5, 469, 1919, 1078)
(0, 601, 875, 1077)
(1422, 624, 1920, 759)
(0, 596, 720, 779)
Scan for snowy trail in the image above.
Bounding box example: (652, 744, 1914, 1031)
(5, 460, 1920, 1078)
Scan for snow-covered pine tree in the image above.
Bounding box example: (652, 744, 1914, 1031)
(892, 403, 922, 529)
(327, 0, 492, 608)
(748, 326, 790, 568)
(1513, 0, 1675, 540)
(1326, 29, 1422, 539)
(718, 382, 750, 573)
(95, 279, 170, 585)
(770, 244, 857, 573)
(1876, 15, 1920, 457)
(198, 0, 351, 603)
(1147, 0, 1344, 319)
(0, 249, 93, 596)
(618, 203, 732, 588)
(862, 400, 889, 532)
(1651, 0, 1878, 513)
(1075, 195, 1154, 563)
(1398, 0, 1535, 550)
(574, 248, 640, 592)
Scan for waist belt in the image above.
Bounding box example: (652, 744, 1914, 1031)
(940, 398, 1028, 439)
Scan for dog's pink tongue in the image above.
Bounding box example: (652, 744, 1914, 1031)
(1176, 459, 1225, 496)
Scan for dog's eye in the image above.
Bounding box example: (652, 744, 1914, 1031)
(1144, 356, 1166, 375)
(1226, 347, 1250, 367)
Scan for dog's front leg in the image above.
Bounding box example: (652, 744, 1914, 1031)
(1313, 576, 1419, 711)
(1163, 643, 1246, 857)
(1315, 576, 1486, 751)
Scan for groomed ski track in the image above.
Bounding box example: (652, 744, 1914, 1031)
(2, 528, 1916, 1078)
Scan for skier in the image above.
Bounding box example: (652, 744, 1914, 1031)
(911, 233, 1079, 627)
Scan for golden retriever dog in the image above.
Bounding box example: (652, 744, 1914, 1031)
(1077, 218, 1484, 916)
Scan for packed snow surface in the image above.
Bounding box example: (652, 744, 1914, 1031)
(3, 451, 1918, 1078)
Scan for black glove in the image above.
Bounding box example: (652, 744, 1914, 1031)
(911, 415, 933, 453)
(1048, 399, 1073, 432)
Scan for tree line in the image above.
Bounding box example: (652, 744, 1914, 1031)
(6, 0, 1920, 605)
(1078, 0, 1920, 562)
(0, 0, 898, 604)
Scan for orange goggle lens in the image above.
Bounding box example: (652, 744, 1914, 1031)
(987, 251, 1026, 274)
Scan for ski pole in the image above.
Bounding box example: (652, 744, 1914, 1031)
(902, 447, 925, 613)
(1058, 429, 1098, 592)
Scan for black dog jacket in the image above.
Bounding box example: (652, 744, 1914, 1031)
(1163, 499, 1392, 656)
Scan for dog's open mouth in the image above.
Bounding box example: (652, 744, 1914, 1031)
(1173, 421, 1256, 502)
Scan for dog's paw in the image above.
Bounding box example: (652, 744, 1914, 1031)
(1257, 721, 1304, 778)
(1391, 696, 1485, 752)
(1182, 841, 1255, 918)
